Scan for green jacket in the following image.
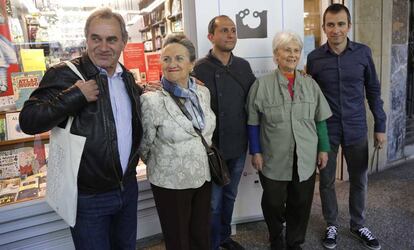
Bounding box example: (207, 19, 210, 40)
(247, 69, 332, 182)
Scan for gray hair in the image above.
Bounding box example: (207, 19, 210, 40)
(272, 31, 303, 53)
(84, 8, 128, 43)
(162, 34, 196, 62)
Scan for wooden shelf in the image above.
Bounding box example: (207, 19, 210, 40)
(167, 12, 182, 20)
(0, 134, 49, 147)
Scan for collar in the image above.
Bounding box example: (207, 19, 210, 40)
(96, 63, 123, 77)
(207, 49, 234, 67)
(323, 38, 354, 54)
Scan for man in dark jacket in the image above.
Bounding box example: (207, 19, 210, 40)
(19, 8, 143, 250)
(193, 15, 256, 250)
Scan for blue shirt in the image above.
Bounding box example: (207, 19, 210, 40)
(306, 40, 386, 146)
(99, 64, 132, 174)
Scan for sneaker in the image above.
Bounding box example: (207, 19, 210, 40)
(220, 238, 245, 250)
(322, 225, 338, 249)
(350, 227, 381, 250)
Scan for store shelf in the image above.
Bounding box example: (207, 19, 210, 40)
(0, 134, 49, 147)
(167, 12, 182, 20)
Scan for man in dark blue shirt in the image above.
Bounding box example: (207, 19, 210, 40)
(307, 4, 386, 250)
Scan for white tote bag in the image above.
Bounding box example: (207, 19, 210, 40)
(46, 61, 86, 227)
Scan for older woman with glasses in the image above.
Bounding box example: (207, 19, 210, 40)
(246, 31, 332, 250)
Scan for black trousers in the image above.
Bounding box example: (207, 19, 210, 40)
(151, 181, 212, 250)
(259, 155, 316, 249)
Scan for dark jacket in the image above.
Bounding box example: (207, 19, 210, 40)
(19, 54, 143, 193)
(193, 51, 256, 160)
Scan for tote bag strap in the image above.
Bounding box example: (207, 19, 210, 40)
(63, 61, 84, 127)
(64, 61, 86, 81)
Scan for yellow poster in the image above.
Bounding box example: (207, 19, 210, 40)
(20, 49, 46, 72)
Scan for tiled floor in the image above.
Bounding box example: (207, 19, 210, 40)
(136, 161, 414, 250)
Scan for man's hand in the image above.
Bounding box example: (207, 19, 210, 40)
(75, 79, 99, 102)
(374, 132, 386, 148)
(317, 152, 328, 170)
(138, 81, 162, 93)
(251, 153, 263, 171)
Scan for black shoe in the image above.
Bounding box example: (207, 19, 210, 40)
(322, 225, 337, 249)
(220, 238, 245, 250)
(350, 227, 381, 250)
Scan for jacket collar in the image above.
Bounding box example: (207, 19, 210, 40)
(207, 49, 234, 67)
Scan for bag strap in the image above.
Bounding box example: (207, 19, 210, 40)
(168, 93, 211, 152)
(64, 61, 86, 81)
(201, 59, 248, 95)
(370, 146, 380, 173)
(62, 61, 85, 132)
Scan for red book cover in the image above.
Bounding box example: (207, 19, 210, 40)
(123, 43, 146, 74)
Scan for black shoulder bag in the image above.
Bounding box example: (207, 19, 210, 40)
(168, 93, 231, 186)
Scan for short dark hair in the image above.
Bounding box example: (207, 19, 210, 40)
(323, 3, 351, 26)
(207, 15, 232, 34)
(162, 34, 196, 62)
(85, 8, 128, 43)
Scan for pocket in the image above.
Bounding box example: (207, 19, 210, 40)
(301, 100, 316, 120)
(263, 104, 284, 124)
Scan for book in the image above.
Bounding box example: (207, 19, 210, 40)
(16, 175, 39, 201)
(17, 147, 36, 177)
(0, 116, 6, 141)
(0, 74, 15, 111)
(5, 111, 31, 140)
(11, 71, 42, 110)
(0, 177, 20, 206)
(0, 149, 19, 179)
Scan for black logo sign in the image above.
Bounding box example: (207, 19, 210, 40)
(236, 9, 268, 39)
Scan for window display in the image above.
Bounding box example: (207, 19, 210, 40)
(0, 0, 183, 209)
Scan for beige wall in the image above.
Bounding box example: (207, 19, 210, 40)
(353, 0, 393, 172)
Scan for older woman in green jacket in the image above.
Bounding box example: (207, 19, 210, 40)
(246, 31, 332, 250)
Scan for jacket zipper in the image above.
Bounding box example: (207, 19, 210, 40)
(98, 74, 124, 191)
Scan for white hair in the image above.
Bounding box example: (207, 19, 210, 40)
(272, 31, 303, 65)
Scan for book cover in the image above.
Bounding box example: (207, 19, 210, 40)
(17, 147, 36, 177)
(11, 71, 42, 110)
(0, 149, 19, 179)
(16, 175, 39, 201)
(0, 177, 20, 206)
(0, 116, 6, 141)
(0, 72, 15, 111)
(5, 111, 31, 140)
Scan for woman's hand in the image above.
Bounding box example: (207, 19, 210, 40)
(317, 152, 328, 170)
(251, 153, 264, 171)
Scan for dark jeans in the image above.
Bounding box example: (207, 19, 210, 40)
(319, 138, 369, 229)
(70, 180, 138, 250)
(210, 155, 246, 250)
(259, 156, 316, 250)
(151, 181, 212, 250)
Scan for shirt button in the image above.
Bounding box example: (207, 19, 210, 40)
(218, 92, 223, 97)
(220, 112, 225, 117)
(216, 74, 220, 78)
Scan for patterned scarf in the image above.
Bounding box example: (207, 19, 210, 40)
(161, 77, 205, 130)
